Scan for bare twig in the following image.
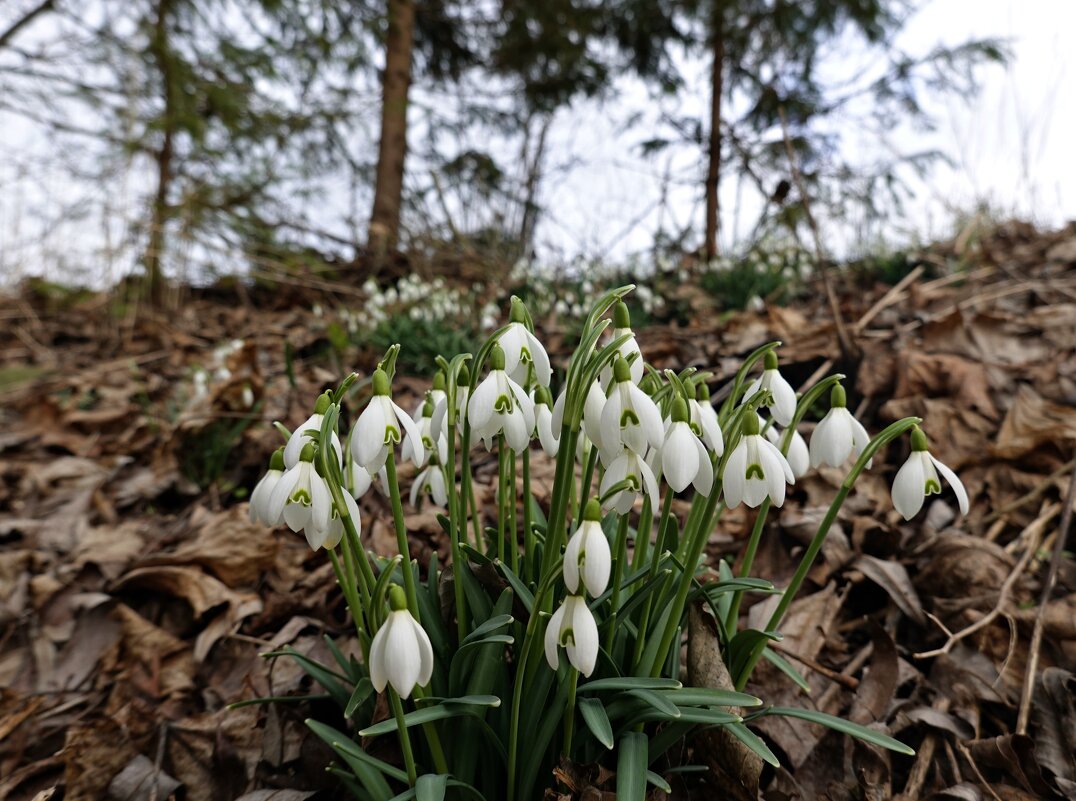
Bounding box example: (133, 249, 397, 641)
(914, 504, 1059, 659)
(1016, 465, 1076, 734)
(771, 642, 860, 690)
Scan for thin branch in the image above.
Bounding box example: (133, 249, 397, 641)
(0, 0, 55, 50)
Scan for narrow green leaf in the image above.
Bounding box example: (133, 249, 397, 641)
(493, 560, 535, 613)
(262, 648, 350, 708)
(578, 697, 614, 750)
(415, 774, 447, 801)
(616, 731, 648, 801)
(359, 695, 501, 737)
(462, 613, 514, 645)
(305, 718, 399, 799)
(345, 678, 375, 719)
(578, 676, 681, 693)
(725, 722, 780, 767)
(654, 687, 762, 708)
(627, 688, 681, 718)
(646, 770, 672, 793)
(762, 647, 811, 693)
(762, 707, 915, 755)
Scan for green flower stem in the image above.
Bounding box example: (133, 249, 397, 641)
(539, 423, 579, 583)
(497, 435, 509, 561)
(445, 422, 468, 642)
(522, 446, 533, 578)
(604, 515, 631, 651)
(733, 416, 922, 689)
(578, 445, 599, 520)
(509, 450, 519, 574)
(649, 475, 723, 677)
(384, 452, 420, 620)
(328, 548, 367, 660)
(562, 668, 580, 757)
(409, 685, 449, 775)
(389, 689, 418, 786)
(460, 424, 482, 547)
(631, 490, 673, 671)
(724, 499, 771, 633)
(631, 494, 654, 573)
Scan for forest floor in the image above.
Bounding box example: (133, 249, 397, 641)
(1, 221, 1075, 801)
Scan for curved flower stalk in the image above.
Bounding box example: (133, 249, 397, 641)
(352, 369, 424, 473)
(284, 391, 344, 469)
(600, 445, 660, 513)
(370, 587, 434, 698)
(599, 301, 644, 386)
(468, 344, 535, 452)
(544, 594, 599, 677)
(810, 384, 870, 469)
(268, 443, 334, 546)
(689, 382, 724, 456)
(532, 386, 559, 456)
(892, 426, 969, 519)
(498, 297, 552, 387)
(599, 357, 664, 463)
(723, 412, 794, 508)
(563, 500, 611, 596)
(250, 447, 285, 524)
(655, 398, 714, 494)
(742, 350, 797, 426)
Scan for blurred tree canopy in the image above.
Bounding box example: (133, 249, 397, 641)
(0, 0, 1006, 299)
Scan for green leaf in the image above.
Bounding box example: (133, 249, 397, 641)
(493, 559, 535, 613)
(627, 688, 681, 718)
(654, 687, 762, 708)
(761, 707, 915, 755)
(578, 677, 681, 693)
(762, 646, 811, 693)
(262, 647, 350, 708)
(305, 718, 400, 798)
(462, 613, 514, 645)
(727, 629, 782, 680)
(616, 731, 648, 801)
(578, 697, 614, 750)
(415, 774, 447, 801)
(345, 678, 375, 719)
(646, 770, 672, 792)
(324, 634, 358, 680)
(726, 722, 780, 767)
(699, 577, 778, 596)
(359, 695, 501, 737)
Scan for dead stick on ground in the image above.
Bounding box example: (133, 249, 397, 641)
(914, 503, 1059, 659)
(1016, 465, 1076, 735)
(777, 107, 856, 360)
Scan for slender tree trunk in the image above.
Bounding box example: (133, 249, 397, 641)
(368, 0, 415, 254)
(703, 5, 725, 262)
(517, 114, 551, 259)
(144, 0, 175, 307)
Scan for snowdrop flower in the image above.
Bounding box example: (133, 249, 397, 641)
(268, 443, 334, 546)
(497, 297, 552, 387)
(600, 357, 664, 463)
(600, 302, 644, 386)
(891, 427, 968, 520)
(411, 371, 447, 422)
(810, 385, 871, 469)
(742, 351, 797, 426)
(689, 382, 724, 456)
(722, 413, 794, 508)
(250, 448, 286, 525)
(284, 391, 344, 469)
(352, 370, 423, 473)
(431, 366, 470, 440)
(369, 587, 434, 698)
(655, 398, 714, 494)
(403, 398, 446, 469)
(563, 500, 611, 597)
(532, 386, 559, 456)
(600, 446, 660, 514)
(410, 459, 448, 507)
(551, 379, 606, 451)
(766, 420, 810, 479)
(468, 344, 535, 452)
(318, 492, 361, 551)
(544, 594, 599, 677)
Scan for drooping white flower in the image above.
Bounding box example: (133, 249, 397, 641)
(722, 414, 794, 508)
(497, 298, 551, 387)
(283, 392, 344, 469)
(532, 386, 559, 456)
(552, 379, 606, 451)
(410, 460, 448, 507)
(742, 351, 797, 426)
(563, 501, 611, 597)
(267, 443, 334, 545)
(403, 399, 447, 469)
(352, 369, 424, 473)
(431, 369, 469, 440)
(599, 303, 644, 386)
(689, 383, 724, 456)
(600, 446, 660, 514)
(655, 398, 713, 494)
(369, 588, 434, 698)
(809, 385, 871, 469)
(544, 594, 599, 677)
(319, 491, 361, 551)
(767, 422, 810, 479)
(467, 344, 535, 453)
(599, 357, 664, 463)
(411, 372, 447, 422)
(250, 448, 286, 524)
(891, 428, 969, 520)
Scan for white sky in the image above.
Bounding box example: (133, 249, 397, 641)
(1, 0, 1073, 284)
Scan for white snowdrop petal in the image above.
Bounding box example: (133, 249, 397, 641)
(566, 598, 599, 677)
(268, 467, 301, 527)
(663, 423, 697, 492)
(692, 437, 714, 496)
(931, 455, 969, 515)
(369, 621, 390, 692)
(786, 430, 810, 479)
(770, 371, 797, 426)
(525, 329, 552, 386)
(545, 604, 566, 671)
(563, 529, 583, 594)
(309, 472, 333, 534)
(392, 402, 425, 467)
(722, 442, 748, 508)
(284, 413, 321, 468)
(467, 375, 499, 433)
(891, 453, 926, 520)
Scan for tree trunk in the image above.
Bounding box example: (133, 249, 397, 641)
(144, 0, 175, 307)
(368, 0, 416, 254)
(703, 6, 725, 262)
(517, 113, 551, 259)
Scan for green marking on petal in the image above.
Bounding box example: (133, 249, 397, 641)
(494, 393, 514, 413)
(560, 628, 575, 648)
(289, 488, 312, 506)
(384, 425, 401, 445)
(620, 409, 640, 428)
(746, 463, 765, 481)
(924, 478, 941, 496)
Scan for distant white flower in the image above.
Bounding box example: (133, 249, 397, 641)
(497, 299, 551, 386)
(250, 448, 285, 525)
(410, 461, 448, 507)
(402, 401, 446, 469)
(600, 446, 660, 514)
(411, 373, 447, 422)
(891, 428, 968, 520)
(431, 378, 469, 441)
(599, 358, 664, 463)
(544, 594, 599, 677)
(809, 385, 870, 469)
(467, 345, 535, 452)
(268, 444, 334, 546)
(767, 422, 810, 479)
(319, 492, 361, 551)
(742, 351, 797, 426)
(352, 370, 423, 472)
(563, 502, 611, 597)
(284, 392, 344, 469)
(722, 415, 794, 508)
(655, 399, 713, 494)
(369, 589, 434, 699)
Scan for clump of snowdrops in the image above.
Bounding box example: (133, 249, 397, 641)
(246, 287, 967, 800)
